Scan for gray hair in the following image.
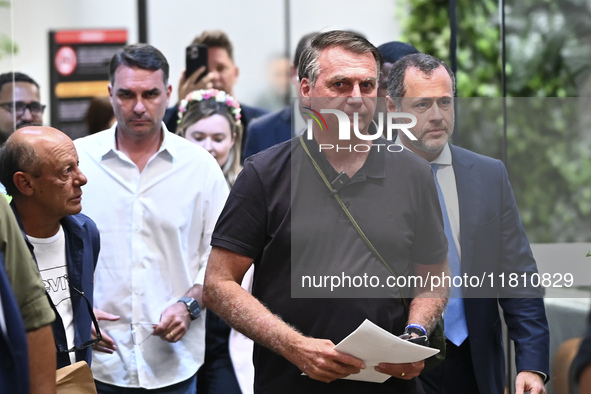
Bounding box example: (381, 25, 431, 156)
(0, 138, 42, 197)
(298, 30, 383, 87)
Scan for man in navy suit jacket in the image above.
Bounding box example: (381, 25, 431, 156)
(386, 54, 549, 393)
(243, 105, 292, 158)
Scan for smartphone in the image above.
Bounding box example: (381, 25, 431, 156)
(185, 44, 208, 83)
(399, 333, 429, 346)
(408, 335, 429, 346)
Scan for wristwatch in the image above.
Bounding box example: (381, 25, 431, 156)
(178, 296, 201, 320)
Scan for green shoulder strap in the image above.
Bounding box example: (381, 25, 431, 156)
(298, 135, 408, 308)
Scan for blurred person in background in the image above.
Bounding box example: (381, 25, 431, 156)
(573, 312, 591, 391)
(164, 30, 267, 161)
(374, 41, 419, 127)
(0, 72, 45, 145)
(242, 32, 317, 159)
(255, 54, 292, 112)
(85, 96, 115, 135)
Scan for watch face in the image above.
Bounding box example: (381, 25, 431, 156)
(189, 301, 200, 316)
(180, 297, 201, 319)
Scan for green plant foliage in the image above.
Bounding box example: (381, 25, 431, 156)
(401, 0, 591, 243)
(0, 0, 16, 60)
(400, 0, 501, 97)
(0, 35, 17, 59)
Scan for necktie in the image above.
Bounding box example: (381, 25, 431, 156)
(431, 163, 468, 346)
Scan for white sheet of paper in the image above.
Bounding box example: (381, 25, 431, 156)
(334, 319, 440, 383)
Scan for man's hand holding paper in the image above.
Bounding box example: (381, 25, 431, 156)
(334, 319, 439, 383)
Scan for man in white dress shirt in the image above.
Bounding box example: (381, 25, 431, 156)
(75, 43, 228, 394)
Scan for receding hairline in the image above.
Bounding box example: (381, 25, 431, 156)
(402, 65, 454, 93)
(317, 47, 379, 81)
(322, 43, 379, 61)
(298, 30, 383, 87)
(406, 64, 449, 78)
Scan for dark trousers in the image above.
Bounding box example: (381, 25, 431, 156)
(197, 309, 242, 394)
(420, 339, 480, 394)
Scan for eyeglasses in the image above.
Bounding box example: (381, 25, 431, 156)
(0, 101, 46, 116)
(131, 322, 158, 346)
(53, 286, 103, 354)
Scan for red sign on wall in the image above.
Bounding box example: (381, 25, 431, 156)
(49, 29, 127, 139)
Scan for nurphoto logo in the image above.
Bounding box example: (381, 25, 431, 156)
(303, 108, 418, 152)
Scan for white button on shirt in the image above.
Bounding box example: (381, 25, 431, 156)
(75, 123, 228, 389)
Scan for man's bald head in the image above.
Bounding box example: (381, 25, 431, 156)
(0, 126, 88, 236)
(0, 126, 80, 197)
(10, 126, 72, 156)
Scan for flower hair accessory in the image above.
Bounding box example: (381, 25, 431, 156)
(178, 89, 242, 126)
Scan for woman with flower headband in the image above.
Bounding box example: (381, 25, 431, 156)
(178, 89, 243, 187)
(178, 88, 254, 394)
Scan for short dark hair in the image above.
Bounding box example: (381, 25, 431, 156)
(193, 30, 234, 61)
(387, 53, 456, 109)
(109, 43, 169, 85)
(0, 138, 42, 197)
(293, 32, 318, 69)
(377, 41, 419, 64)
(0, 72, 40, 92)
(298, 30, 383, 86)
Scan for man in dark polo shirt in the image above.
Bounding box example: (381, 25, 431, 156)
(203, 30, 449, 394)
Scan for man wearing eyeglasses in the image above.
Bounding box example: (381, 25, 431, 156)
(0, 126, 101, 369)
(0, 72, 45, 144)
